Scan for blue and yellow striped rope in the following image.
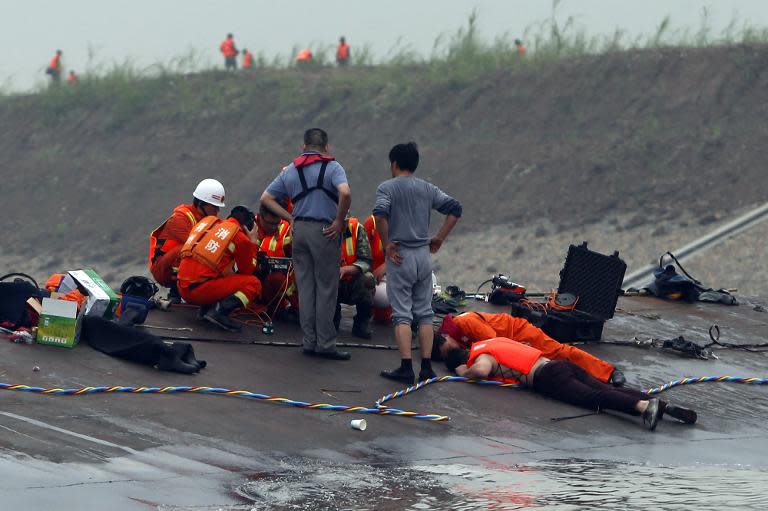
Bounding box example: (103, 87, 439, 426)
(0, 383, 449, 422)
(376, 375, 521, 408)
(646, 376, 768, 395)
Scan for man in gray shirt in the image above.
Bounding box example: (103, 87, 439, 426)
(261, 128, 352, 360)
(373, 142, 462, 384)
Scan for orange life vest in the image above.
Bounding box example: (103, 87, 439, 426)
(180, 216, 240, 271)
(468, 337, 542, 380)
(364, 215, 384, 270)
(49, 54, 61, 71)
(243, 51, 253, 69)
(259, 220, 291, 257)
(341, 217, 360, 269)
(517, 45, 527, 58)
(220, 38, 237, 58)
(148, 204, 199, 269)
(336, 43, 349, 62)
(296, 48, 312, 62)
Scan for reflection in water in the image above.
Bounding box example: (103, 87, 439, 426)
(229, 458, 768, 511)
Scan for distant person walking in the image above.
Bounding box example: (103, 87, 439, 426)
(515, 39, 527, 59)
(296, 48, 312, 66)
(336, 37, 350, 66)
(261, 128, 352, 360)
(242, 48, 254, 70)
(46, 50, 63, 84)
(374, 142, 462, 385)
(220, 33, 239, 70)
(67, 70, 78, 84)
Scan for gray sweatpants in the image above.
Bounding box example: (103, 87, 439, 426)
(293, 220, 341, 353)
(386, 244, 434, 326)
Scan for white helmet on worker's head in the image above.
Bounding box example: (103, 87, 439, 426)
(193, 179, 226, 208)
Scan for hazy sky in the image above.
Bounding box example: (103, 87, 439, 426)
(2, 0, 768, 91)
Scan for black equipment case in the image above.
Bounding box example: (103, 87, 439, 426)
(510, 242, 627, 343)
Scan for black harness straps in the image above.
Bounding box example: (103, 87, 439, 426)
(291, 160, 339, 204)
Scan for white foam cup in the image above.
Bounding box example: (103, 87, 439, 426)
(350, 419, 367, 431)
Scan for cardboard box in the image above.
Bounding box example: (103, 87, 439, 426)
(68, 269, 120, 319)
(36, 298, 84, 348)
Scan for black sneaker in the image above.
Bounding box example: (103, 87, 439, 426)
(642, 398, 662, 431)
(381, 366, 415, 385)
(418, 368, 437, 382)
(665, 404, 697, 424)
(610, 370, 626, 387)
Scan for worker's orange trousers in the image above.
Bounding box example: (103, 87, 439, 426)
(150, 246, 182, 288)
(179, 275, 261, 307)
(514, 320, 615, 383)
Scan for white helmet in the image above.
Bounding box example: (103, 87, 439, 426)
(193, 179, 226, 207)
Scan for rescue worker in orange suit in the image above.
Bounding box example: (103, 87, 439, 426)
(242, 48, 254, 70)
(46, 50, 63, 84)
(296, 48, 312, 66)
(254, 204, 298, 319)
(67, 70, 78, 84)
(220, 33, 239, 70)
(149, 179, 226, 302)
(445, 338, 697, 432)
(434, 312, 626, 386)
(177, 206, 262, 331)
(334, 216, 375, 339)
(336, 36, 350, 66)
(363, 214, 390, 322)
(515, 39, 527, 59)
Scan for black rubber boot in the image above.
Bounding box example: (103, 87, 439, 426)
(168, 283, 182, 304)
(352, 302, 372, 339)
(381, 360, 415, 385)
(203, 295, 244, 332)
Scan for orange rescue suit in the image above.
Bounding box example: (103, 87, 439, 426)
(243, 51, 253, 69)
(259, 219, 291, 257)
(453, 312, 615, 383)
(468, 337, 542, 378)
(149, 204, 203, 286)
(296, 48, 312, 62)
(364, 215, 385, 271)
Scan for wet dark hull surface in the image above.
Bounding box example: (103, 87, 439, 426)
(1, 297, 767, 509)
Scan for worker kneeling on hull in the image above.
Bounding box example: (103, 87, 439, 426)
(177, 206, 262, 332)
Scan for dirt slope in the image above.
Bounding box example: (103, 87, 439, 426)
(1, 45, 767, 292)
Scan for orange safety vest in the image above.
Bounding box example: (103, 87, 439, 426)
(259, 220, 291, 257)
(243, 51, 253, 69)
(220, 38, 237, 58)
(148, 204, 200, 268)
(49, 54, 61, 71)
(336, 43, 349, 62)
(468, 337, 542, 380)
(364, 215, 384, 270)
(181, 216, 240, 272)
(340, 217, 360, 279)
(296, 48, 312, 62)
(517, 45, 527, 58)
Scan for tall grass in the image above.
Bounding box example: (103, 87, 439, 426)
(16, 3, 768, 121)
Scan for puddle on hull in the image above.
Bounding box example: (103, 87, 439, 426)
(230, 458, 768, 511)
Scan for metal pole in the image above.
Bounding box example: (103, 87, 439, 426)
(622, 201, 768, 289)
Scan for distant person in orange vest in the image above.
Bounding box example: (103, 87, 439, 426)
(220, 33, 239, 70)
(177, 205, 262, 331)
(334, 216, 375, 339)
(149, 179, 226, 302)
(336, 36, 350, 66)
(242, 48, 254, 70)
(296, 48, 312, 66)
(515, 39, 527, 59)
(46, 50, 63, 84)
(67, 70, 78, 84)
